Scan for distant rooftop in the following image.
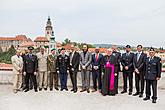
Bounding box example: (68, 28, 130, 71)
(0, 35, 28, 41)
(34, 37, 49, 42)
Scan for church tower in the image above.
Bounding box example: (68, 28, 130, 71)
(45, 16, 54, 41)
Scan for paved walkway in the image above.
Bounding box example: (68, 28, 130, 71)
(0, 73, 165, 110)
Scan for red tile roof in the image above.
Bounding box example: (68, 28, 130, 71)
(88, 48, 107, 53)
(15, 35, 27, 41)
(0, 35, 28, 41)
(34, 37, 49, 42)
(19, 41, 36, 47)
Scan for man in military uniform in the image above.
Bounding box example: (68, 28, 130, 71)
(121, 45, 134, 95)
(143, 47, 162, 103)
(36, 47, 48, 91)
(23, 46, 38, 92)
(112, 45, 121, 94)
(57, 48, 70, 91)
(47, 48, 59, 91)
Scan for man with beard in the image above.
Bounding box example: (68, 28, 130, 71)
(91, 47, 103, 92)
(80, 44, 92, 93)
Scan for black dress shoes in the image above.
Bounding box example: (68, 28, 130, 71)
(87, 89, 90, 93)
(128, 92, 132, 95)
(133, 92, 139, 96)
(139, 94, 143, 98)
(73, 90, 77, 93)
(152, 99, 156, 103)
(55, 88, 59, 91)
(24, 89, 29, 92)
(39, 88, 42, 91)
(80, 89, 86, 92)
(143, 97, 150, 101)
(121, 90, 127, 94)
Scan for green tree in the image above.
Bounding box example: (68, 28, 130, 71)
(0, 45, 16, 64)
(62, 38, 71, 46)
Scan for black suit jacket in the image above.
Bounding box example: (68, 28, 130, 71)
(92, 53, 103, 66)
(112, 51, 121, 72)
(69, 51, 80, 71)
(23, 54, 38, 73)
(121, 52, 134, 72)
(144, 56, 161, 80)
(133, 52, 147, 72)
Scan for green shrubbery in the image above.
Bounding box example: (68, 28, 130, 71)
(0, 45, 16, 64)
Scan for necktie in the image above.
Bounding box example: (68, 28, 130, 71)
(96, 54, 99, 61)
(29, 54, 31, 58)
(137, 53, 140, 61)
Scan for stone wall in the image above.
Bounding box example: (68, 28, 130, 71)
(0, 70, 123, 88)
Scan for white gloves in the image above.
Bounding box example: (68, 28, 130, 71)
(71, 68, 74, 71)
(82, 66, 86, 70)
(23, 72, 26, 76)
(34, 72, 37, 75)
(93, 66, 98, 70)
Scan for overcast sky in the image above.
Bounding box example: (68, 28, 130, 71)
(0, 0, 165, 47)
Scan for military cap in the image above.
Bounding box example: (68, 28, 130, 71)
(126, 45, 131, 48)
(61, 48, 65, 50)
(51, 48, 56, 51)
(28, 46, 34, 50)
(149, 47, 155, 51)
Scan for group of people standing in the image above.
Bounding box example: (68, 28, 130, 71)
(11, 44, 162, 103)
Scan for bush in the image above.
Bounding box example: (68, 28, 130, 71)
(0, 45, 16, 64)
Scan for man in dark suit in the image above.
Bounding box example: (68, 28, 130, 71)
(112, 45, 121, 94)
(57, 48, 70, 91)
(69, 45, 80, 93)
(121, 45, 134, 95)
(23, 46, 38, 92)
(91, 47, 103, 92)
(143, 47, 162, 103)
(133, 45, 147, 98)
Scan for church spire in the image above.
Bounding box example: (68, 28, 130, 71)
(45, 16, 53, 41)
